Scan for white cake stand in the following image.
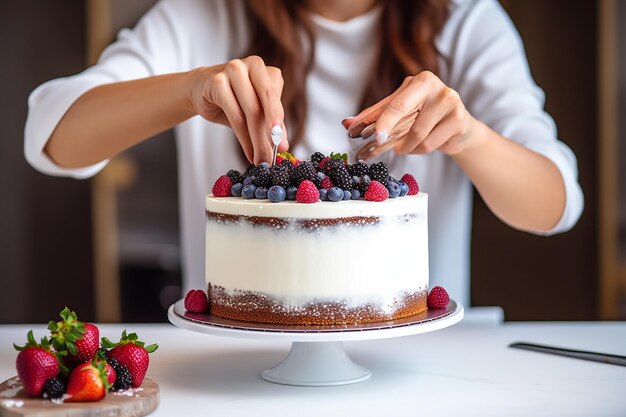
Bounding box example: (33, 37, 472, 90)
(168, 299, 463, 387)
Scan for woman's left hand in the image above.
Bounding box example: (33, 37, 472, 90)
(344, 71, 479, 156)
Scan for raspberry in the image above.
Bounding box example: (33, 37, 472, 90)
(184, 289, 209, 313)
(364, 180, 389, 202)
(318, 157, 331, 170)
(369, 162, 389, 183)
(212, 175, 232, 197)
(320, 177, 334, 190)
(427, 286, 450, 309)
(401, 173, 420, 195)
(296, 180, 320, 204)
(275, 155, 285, 165)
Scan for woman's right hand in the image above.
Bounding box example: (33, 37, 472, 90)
(188, 55, 289, 164)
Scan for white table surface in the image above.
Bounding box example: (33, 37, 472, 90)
(1, 311, 625, 417)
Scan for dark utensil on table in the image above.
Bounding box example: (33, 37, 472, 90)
(509, 341, 626, 367)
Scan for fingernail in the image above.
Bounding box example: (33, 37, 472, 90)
(270, 124, 283, 146)
(376, 131, 388, 144)
(341, 117, 354, 129)
(348, 121, 367, 138)
(360, 124, 376, 139)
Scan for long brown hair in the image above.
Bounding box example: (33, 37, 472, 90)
(244, 0, 451, 146)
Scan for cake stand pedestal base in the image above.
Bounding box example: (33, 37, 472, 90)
(262, 341, 370, 386)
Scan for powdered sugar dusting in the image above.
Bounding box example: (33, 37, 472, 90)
(50, 394, 71, 404)
(2, 399, 24, 408)
(113, 387, 144, 397)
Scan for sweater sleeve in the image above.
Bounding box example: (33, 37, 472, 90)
(441, 0, 584, 235)
(24, 0, 186, 178)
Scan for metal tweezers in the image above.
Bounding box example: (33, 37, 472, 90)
(509, 341, 626, 367)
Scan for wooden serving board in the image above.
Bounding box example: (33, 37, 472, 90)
(0, 376, 159, 417)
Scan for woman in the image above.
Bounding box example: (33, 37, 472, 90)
(24, 0, 583, 306)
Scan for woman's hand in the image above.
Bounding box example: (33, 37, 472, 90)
(344, 71, 480, 156)
(189, 55, 289, 164)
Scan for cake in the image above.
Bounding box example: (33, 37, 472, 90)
(204, 153, 429, 325)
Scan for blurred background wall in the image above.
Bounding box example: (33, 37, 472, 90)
(0, 0, 624, 323)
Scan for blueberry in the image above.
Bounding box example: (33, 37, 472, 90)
(398, 181, 409, 197)
(352, 176, 360, 183)
(268, 185, 286, 203)
(351, 189, 361, 200)
(242, 184, 257, 199)
(387, 181, 401, 198)
(286, 186, 298, 200)
(230, 182, 243, 197)
(316, 172, 326, 181)
(255, 187, 268, 199)
(258, 162, 270, 169)
(243, 176, 254, 186)
(319, 188, 328, 201)
(327, 187, 343, 202)
(343, 190, 352, 200)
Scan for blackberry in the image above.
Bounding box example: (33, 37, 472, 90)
(310, 152, 326, 164)
(113, 364, 132, 391)
(243, 163, 256, 179)
(253, 165, 271, 187)
(270, 164, 291, 188)
(369, 162, 389, 183)
(43, 377, 65, 399)
(328, 164, 354, 191)
(290, 161, 317, 186)
(355, 175, 371, 195)
(348, 161, 369, 177)
(323, 158, 344, 173)
(226, 169, 242, 184)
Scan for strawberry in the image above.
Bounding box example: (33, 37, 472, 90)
(427, 286, 450, 309)
(212, 175, 232, 197)
(364, 180, 389, 202)
(65, 360, 110, 402)
(14, 331, 60, 397)
(401, 173, 419, 196)
(49, 307, 99, 367)
(184, 289, 209, 313)
(104, 361, 116, 387)
(296, 180, 320, 204)
(102, 331, 158, 388)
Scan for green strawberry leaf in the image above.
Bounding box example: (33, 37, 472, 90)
(144, 344, 159, 354)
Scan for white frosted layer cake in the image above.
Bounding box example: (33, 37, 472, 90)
(205, 193, 429, 325)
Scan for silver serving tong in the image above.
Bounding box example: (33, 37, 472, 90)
(271, 125, 283, 166)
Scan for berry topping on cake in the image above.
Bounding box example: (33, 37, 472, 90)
(369, 162, 389, 184)
(230, 182, 243, 197)
(268, 185, 286, 203)
(318, 188, 328, 201)
(270, 164, 291, 188)
(241, 184, 257, 199)
(387, 181, 401, 198)
(327, 187, 343, 202)
(296, 180, 319, 204)
(310, 151, 326, 164)
(398, 181, 409, 197)
(427, 286, 450, 309)
(364, 180, 389, 202)
(184, 289, 209, 313)
(350, 189, 361, 200)
(348, 160, 369, 177)
(291, 161, 317, 186)
(401, 173, 419, 195)
(354, 175, 371, 195)
(255, 186, 268, 199)
(212, 175, 232, 197)
(43, 377, 66, 399)
(329, 164, 354, 191)
(320, 176, 334, 190)
(286, 186, 298, 200)
(253, 164, 271, 187)
(226, 169, 242, 185)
